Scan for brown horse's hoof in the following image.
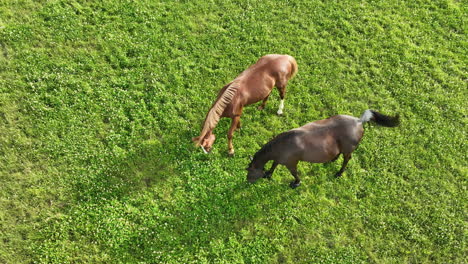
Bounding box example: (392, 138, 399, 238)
(289, 181, 301, 189)
(228, 150, 235, 157)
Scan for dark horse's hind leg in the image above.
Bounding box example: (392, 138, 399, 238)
(263, 161, 278, 180)
(335, 153, 352, 178)
(286, 163, 301, 188)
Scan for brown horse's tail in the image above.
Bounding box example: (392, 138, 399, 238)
(359, 109, 400, 127)
(192, 82, 240, 146)
(287, 55, 298, 79)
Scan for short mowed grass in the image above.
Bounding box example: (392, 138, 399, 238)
(1, 0, 466, 263)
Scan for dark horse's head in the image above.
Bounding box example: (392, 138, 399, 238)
(245, 134, 282, 183)
(246, 166, 264, 183)
(246, 156, 265, 183)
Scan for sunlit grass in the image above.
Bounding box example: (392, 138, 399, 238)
(0, 0, 465, 263)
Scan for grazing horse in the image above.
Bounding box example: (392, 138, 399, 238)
(192, 54, 298, 155)
(246, 110, 400, 188)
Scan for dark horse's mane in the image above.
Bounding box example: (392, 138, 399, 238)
(250, 130, 299, 167)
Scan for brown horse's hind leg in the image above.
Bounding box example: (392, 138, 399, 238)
(227, 116, 240, 155)
(335, 153, 352, 178)
(286, 163, 301, 188)
(258, 94, 270, 110)
(276, 84, 287, 115)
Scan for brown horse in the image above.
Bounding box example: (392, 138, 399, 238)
(246, 110, 400, 188)
(192, 54, 298, 155)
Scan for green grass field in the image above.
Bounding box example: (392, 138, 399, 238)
(1, 0, 466, 263)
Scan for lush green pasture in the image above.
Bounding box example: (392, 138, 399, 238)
(0, 0, 466, 263)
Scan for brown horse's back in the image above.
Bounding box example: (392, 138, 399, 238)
(243, 54, 294, 76)
(238, 54, 296, 106)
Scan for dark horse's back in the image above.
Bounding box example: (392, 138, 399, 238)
(269, 115, 364, 164)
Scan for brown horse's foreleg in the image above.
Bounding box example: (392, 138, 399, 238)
(335, 153, 352, 177)
(258, 94, 270, 110)
(286, 163, 301, 188)
(227, 116, 240, 155)
(236, 119, 241, 130)
(264, 161, 278, 180)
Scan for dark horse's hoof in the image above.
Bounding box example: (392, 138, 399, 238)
(263, 172, 272, 180)
(334, 172, 343, 178)
(289, 181, 301, 189)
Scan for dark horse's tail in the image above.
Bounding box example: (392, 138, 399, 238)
(359, 109, 400, 127)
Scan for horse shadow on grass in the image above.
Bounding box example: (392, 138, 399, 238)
(65, 128, 335, 261)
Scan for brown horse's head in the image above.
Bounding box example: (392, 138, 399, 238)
(200, 133, 216, 153)
(192, 132, 216, 153)
(246, 166, 265, 183)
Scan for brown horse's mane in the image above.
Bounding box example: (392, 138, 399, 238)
(194, 79, 242, 146)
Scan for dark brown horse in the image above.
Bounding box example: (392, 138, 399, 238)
(192, 54, 298, 155)
(246, 110, 400, 188)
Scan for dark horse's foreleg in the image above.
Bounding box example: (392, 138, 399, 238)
(227, 115, 240, 155)
(335, 153, 352, 177)
(286, 163, 301, 188)
(263, 161, 278, 180)
(330, 153, 340, 162)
